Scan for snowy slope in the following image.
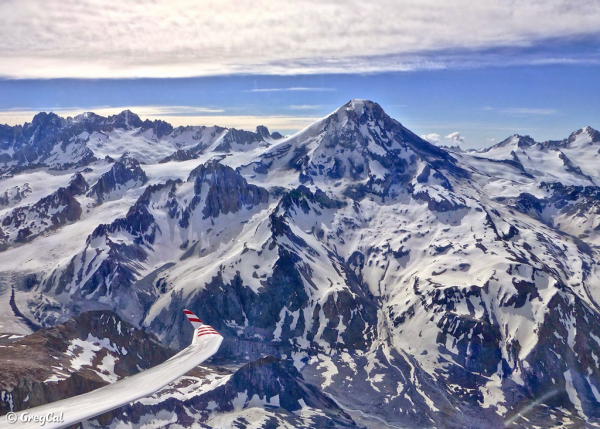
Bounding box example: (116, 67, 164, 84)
(1, 101, 600, 428)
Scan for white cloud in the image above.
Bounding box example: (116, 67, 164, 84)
(445, 132, 465, 143)
(501, 108, 557, 115)
(289, 105, 323, 110)
(487, 138, 496, 142)
(1, 0, 600, 78)
(248, 88, 335, 92)
(420, 133, 440, 144)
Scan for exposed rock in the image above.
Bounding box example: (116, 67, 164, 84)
(90, 356, 358, 428)
(0, 173, 88, 249)
(87, 155, 147, 203)
(187, 160, 269, 219)
(0, 311, 173, 415)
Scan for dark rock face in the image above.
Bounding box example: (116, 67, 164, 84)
(0, 183, 32, 207)
(187, 160, 269, 219)
(87, 155, 147, 203)
(158, 148, 197, 163)
(0, 311, 173, 416)
(9, 113, 67, 164)
(194, 356, 356, 427)
(0, 173, 89, 250)
(89, 356, 358, 428)
(521, 292, 600, 421)
(0, 110, 176, 175)
(0, 112, 97, 175)
(41, 162, 271, 329)
(141, 119, 174, 139)
(504, 182, 600, 238)
(150, 183, 378, 359)
(213, 128, 266, 152)
(106, 110, 144, 130)
(411, 187, 467, 212)
(255, 125, 271, 140)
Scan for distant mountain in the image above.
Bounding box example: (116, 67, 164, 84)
(0, 110, 282, 174)
(1, 100, 600, 428)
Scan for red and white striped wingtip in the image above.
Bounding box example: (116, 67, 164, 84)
(197, 325, 220, 338)
(183, 309, 204, 329)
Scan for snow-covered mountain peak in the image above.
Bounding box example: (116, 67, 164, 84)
(30, 110, 61, 124)
(3, 101, 600, 428)
(240, 99, 463, 201)
(567, 125, 600, 144)
(24, 111, 66, 136)
(583, 125, 596, 133)
(328, 99, 389, 128)
(341, 98, 375, 114)
(71, 111, 104, 124)
(486, 134, 536, 151)
(107, 110, 143, 130)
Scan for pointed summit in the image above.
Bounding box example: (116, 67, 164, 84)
(488, 134, 536, 151)
(242, 99, 465, 198)
(108, 110, 143, 129)
(72, 111, 103, 123)
(341, 99, 377, 114)
(328, 99, 389, 127)
(570, 125, 600, 143)
(540, 125, 600, 149)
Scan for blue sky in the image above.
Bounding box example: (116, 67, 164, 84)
(2, 65, 599, 149)
(1, 1, 599, 149)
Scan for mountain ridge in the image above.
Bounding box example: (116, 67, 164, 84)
(1, 99, 600, 428)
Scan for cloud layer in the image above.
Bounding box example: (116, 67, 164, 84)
(1, 0, 600, 78)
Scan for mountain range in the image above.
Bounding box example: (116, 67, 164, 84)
(1, 100, 600, 428)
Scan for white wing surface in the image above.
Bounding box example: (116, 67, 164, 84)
(5, 311, 222, 429)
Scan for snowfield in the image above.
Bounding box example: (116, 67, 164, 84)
(1, 100, 600, 428)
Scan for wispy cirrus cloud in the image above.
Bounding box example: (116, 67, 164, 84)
(288, 105, 324, 110)
(482, 106, 558, 115)
(501, 108, 558, 115)
(1, 0, 600, 79)
(247, 88, 335, 93)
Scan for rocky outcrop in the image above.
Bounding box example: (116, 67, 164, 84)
(213, 127, 270, 152)
(187, 160, 269, 220)
(141, 119, 173, 139)
(0, 112, 96, 175)
(87, 155, 147, 203)
(158, 148, 197, 163)
(0, 183, 32, 207)
(92, 356, 357, 428)
(0, 311, 173, 416)
(0, 173, 89, 250)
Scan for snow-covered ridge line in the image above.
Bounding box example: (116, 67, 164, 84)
(2, 99, 600, 428)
